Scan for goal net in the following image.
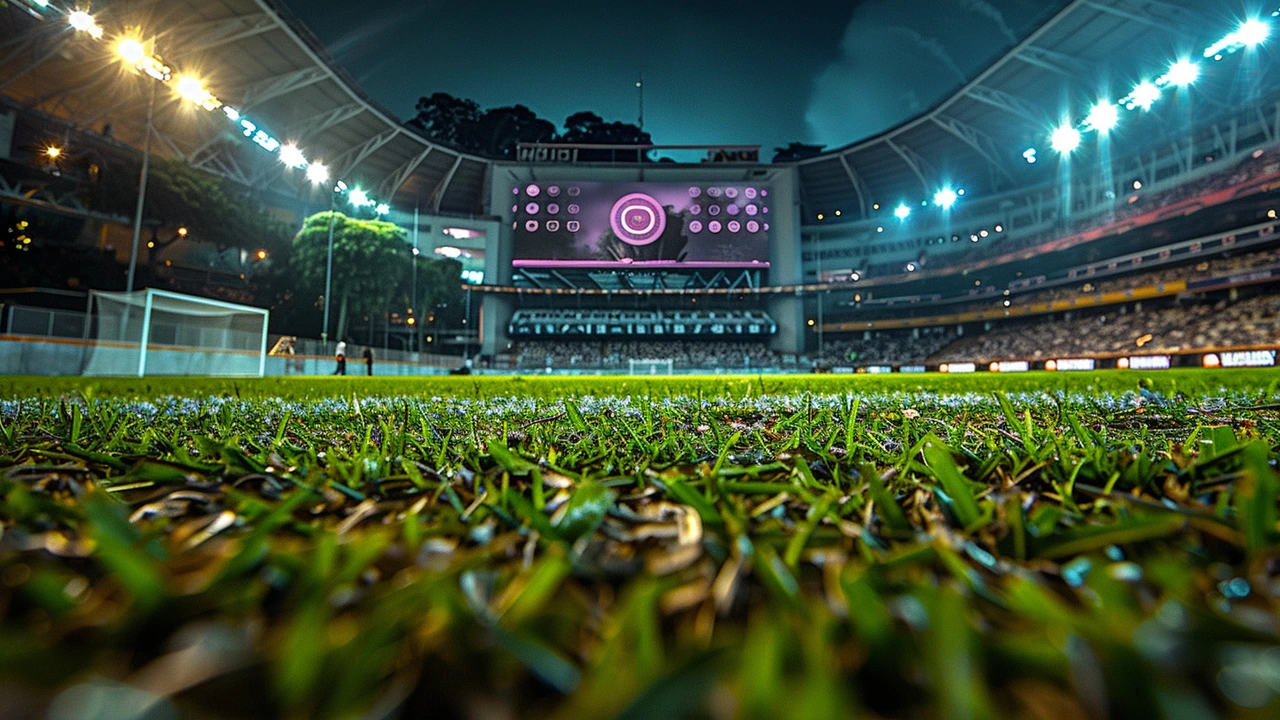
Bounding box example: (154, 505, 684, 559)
(629, 358, 674, 376)
(84, 289, 269, 377)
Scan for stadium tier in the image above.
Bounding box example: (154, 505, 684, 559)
(3, 0, 1280, 375)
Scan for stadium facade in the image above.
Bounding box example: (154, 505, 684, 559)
(3, 0, 1280, 373)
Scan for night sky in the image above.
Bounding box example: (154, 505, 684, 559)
(286, 0, 1056, 153)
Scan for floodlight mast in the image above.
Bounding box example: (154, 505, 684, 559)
(126, 81, 156, 292)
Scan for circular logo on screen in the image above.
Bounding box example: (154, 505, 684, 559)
(546, 220, 561, 232)
(744, 187, 758, 199)
(727, 220, 742, 233)
(610, 193, 667, 246)
(689, 220, 704, 234)
(547, 186, 561, 197)
(547, 203, 560, 215)
(525, 202, 540, 215)
(725, 188, 739, 199)
(708, 221, 723, 234)
(746, 220, 761, 233)
(526, 184, 540, 197)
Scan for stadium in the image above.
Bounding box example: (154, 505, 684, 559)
(3, 1, 1280, 718)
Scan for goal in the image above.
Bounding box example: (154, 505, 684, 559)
(84, 289, 270, 377)
(629, 358, 674, 376)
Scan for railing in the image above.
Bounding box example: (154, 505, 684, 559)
(4, 305, 89, 339)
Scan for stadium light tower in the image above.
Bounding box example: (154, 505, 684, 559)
(306, 162, 329, 186)
(1166, 59, 1199, 86)
(1085, 101, 1119, 133)
(1238, 19, 1270, 47)
(1130, 81, 1161, 111)
(279, 143, 307, 169)
(1050, 124, 1082, 154)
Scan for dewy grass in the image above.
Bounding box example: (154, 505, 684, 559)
(1, 370, 1279, 718)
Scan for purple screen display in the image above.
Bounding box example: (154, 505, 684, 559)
(511, 182, 772, 268)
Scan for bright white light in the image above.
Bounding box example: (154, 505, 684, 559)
(223, 106, 241, 121)
(68, 11, 95, 31)
(1131, 81, 1160, 110)
(306, 162, 329, 185)
(906, 263, 916, 272)
(375, 203, 390, 216)
(1167, 59, 1199, 86)
(1023, 148, 1038, 164)
(279, 144, 307, 169)
(1239, 19, 1270, 47)
(116, 39, 145, 65)
(348, 189, 370, 207)
(1050, 124, 1082, 154)
(435, 246, 464, 259)
(933, 188, 958, 209)
(1086, 101, 1119, 132)
(893, 204, 911, 220)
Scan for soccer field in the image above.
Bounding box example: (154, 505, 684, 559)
(2, 370, 1279, 718)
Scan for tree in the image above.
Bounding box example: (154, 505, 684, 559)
(291, 212, 409, 340)
(772, 142, 827, 163)
(474, 105, 557, 159)
(91, 156, 292, 266)
(407, 92, 482, 150)
(560, 111, 651, 145)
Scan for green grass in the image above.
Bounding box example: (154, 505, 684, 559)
(2, 370, 1280, 719)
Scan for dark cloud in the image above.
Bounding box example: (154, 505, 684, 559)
(804, 0, 1047, 148)
(286, 0, 1048, 152)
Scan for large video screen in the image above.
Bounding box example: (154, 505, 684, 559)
(510, 182, 773, 268)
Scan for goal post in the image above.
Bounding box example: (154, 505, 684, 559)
(629, 358, 674, 376)
(85, 289, 270, 377)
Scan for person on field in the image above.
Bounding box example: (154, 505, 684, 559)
(334, 339, 347, 376)
(363, 346, 374, 376)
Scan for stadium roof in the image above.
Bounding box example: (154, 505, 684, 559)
(0, 0, 1266, 221)
(0, 0, 490, 215)
(795, 0, 1254, 219)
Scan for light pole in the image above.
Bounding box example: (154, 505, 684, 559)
(321, 186, 339, 342)
(411, 203, 420, 353)
(125, 80, 156, 292)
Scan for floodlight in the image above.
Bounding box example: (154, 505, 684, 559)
(933, 188, 958, 209)
(1167, 59, 1199, 86)
(1050, 124, 1082, 154)
(45, 146, 62, 159)
(306, 162, 329, 185)
(1086, 102, 1119, 133)
(68, 11, 94, 32)
(279, 144, 307, 169)
(375, 203, 390, 216)
(1023, 148, 1038, 164)
(894, 204, 911, 220)
(348, 188, 370, 207)
(1131, 81, 1160, 110)
(175, 76, 205, 101)
(116, 39, 145, 65)
(1238, 19, 1269, 47)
